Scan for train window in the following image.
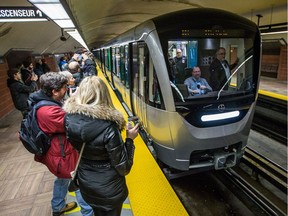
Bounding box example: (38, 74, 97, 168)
(148, 56, 164, 109)
(124, 45, 129, 88)
(167, 37, 255, 102)
(132, 43, 139, 95)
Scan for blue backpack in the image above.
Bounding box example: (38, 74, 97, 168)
(19, 100, 60, 156)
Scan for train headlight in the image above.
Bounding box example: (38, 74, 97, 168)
(201, 111, 240, 122)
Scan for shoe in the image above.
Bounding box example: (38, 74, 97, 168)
(52, 202, 78, 216)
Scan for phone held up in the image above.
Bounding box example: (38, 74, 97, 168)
(127, 116, 139, 129)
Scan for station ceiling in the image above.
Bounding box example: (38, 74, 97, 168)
(0, 0, 287, 56)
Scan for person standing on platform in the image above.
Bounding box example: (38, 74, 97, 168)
(6, 68, 38, 118)
(63, 76, 139, 216)
(59, 70, 94, 216)
(29, 72, 79, 216)
(21, 60, 35, 85)
(41, 58, 51, 74)
(209, 47, 239, 91)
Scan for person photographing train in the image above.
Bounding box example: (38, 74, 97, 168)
(63, 76, 139, 216)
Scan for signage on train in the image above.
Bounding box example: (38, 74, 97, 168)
(0, 6, 48, 20)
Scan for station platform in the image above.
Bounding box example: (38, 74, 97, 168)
(0, 69, 188, 215)
(259, 76, 287, 100)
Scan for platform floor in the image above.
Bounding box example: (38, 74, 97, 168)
(259, 76, 287, 99)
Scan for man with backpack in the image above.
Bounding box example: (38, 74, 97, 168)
(27, 72, 78, 216)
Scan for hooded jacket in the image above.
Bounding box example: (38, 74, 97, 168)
(7, 78, 37, 111)
(30, 90, 78, 178)
(63, 96, 135, 210)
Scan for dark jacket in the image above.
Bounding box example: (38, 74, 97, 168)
(7, 78, 37, 112)
(82, 58, 97, 77)
(30, 90, 78, 178)
(21, 68, 33, 85)
(209, 59, 237, 91)
(63, 96, 135, 211)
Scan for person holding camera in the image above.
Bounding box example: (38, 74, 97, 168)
(63, 76, 139, 216)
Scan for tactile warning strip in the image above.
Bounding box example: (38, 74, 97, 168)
(97, 67, 188, 216)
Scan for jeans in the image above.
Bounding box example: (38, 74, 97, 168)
(75, 189, 94, 216)
(51, 178, 70, 212)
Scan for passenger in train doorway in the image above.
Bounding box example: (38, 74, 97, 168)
(30, 72, 79, 216)
(6, 68, 38, 118)
(184, 66, 212, 96)
(173, 49, 187, 84)
(209, 47, 239, 91)
(63, 76, 139, 216)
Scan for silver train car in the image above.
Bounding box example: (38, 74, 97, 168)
(93, 8, 261, 173)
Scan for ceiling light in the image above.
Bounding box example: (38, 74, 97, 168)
(28, 0, 88, 48)
(28, 0, 74, 28)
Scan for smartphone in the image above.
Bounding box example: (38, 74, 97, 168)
(128, 116, 139, 128)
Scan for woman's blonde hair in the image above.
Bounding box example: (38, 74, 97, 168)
(74, 76, 114, 108)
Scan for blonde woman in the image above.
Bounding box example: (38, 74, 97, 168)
(63, 76, 139, 216)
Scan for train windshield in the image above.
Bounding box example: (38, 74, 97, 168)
(167, 35, 257, 102)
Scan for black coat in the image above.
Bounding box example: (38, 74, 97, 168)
(209, 59, 230, 91)
(63, 97, 135, 211)
(7, 78, 37, 111)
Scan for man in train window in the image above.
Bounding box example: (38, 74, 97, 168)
(173, 49, 187, 84)
(184, 66, 212, 95)
(209, 47, 239, 91)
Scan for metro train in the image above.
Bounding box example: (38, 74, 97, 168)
(93, 8, 261, 175)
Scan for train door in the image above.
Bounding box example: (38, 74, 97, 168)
(130, 42, 148, 129)
(101, 49, 107, 77)
(121, 45, 132, 110)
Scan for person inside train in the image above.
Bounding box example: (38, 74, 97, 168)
(173, 49, 187, 84)
(209, 47, 239, 91)
(6, 68, 38, 118)
(184, 66, 212, 95)
(63, 76, 139, 216)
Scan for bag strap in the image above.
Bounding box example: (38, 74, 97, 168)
(72, 142, 86, 180)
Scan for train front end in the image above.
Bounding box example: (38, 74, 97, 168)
(150, 8, 261, 172)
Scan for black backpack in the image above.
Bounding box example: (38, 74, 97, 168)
(19, 100, 60, 156)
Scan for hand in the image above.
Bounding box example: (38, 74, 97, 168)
(31, 74, 38, 81)
(69, 87, 78, 96)
(200, 85, 206, 90)
(126, 123, 139, 140)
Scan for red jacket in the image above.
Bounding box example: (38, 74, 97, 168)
(34, 105, 78, 178)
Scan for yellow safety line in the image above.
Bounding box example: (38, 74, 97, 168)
(258, 89, 288, 101)
(97, 66, 188, 216)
